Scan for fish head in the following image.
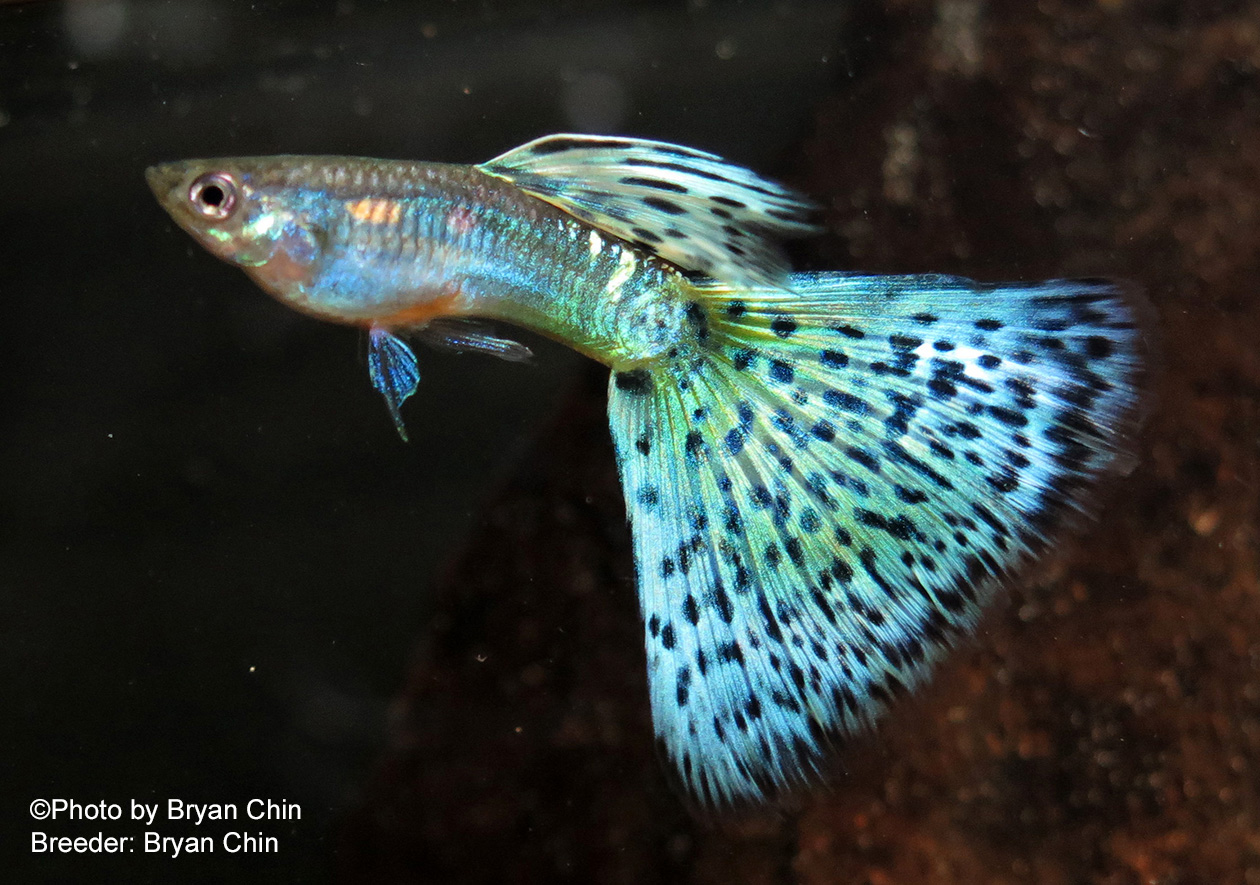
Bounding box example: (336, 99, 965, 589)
(146, 158, 325, 281)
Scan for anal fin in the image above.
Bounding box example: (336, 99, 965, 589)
(416, 318, 534, 363)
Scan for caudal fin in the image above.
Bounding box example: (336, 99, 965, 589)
(607, 272, 1148, 808)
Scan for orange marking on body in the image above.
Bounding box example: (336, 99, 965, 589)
(372, 285, 465, 327)
(347, 198, 402, 225)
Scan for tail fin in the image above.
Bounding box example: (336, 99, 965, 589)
(607, 272, 1148, 808)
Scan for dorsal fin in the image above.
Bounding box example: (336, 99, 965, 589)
(478, 134, 820, 289)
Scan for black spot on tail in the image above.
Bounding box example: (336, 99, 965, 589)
(771, 317, 799, 338)
(615, 370, 653, 395)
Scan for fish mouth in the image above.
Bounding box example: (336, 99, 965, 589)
(145, 162, 187, 204)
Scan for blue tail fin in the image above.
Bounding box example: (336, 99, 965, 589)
(607, 272, 1148, 807)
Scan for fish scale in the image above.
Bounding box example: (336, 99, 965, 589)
(148, 134, 1148, 810)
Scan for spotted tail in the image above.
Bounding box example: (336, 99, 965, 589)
(607, 273, 1148, 808)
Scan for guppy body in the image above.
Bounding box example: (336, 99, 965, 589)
(149, 157, 689, 366)
(149, 135, 1147, 808)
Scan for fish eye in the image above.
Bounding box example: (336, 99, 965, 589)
(188, 172, 238, 220)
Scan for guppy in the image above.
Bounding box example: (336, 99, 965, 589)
(148, 135, 1146, 808)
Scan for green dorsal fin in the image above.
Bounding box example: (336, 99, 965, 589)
(478, 134, 820, 289)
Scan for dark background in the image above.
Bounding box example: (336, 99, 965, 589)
(4, 1, 1259, 883)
